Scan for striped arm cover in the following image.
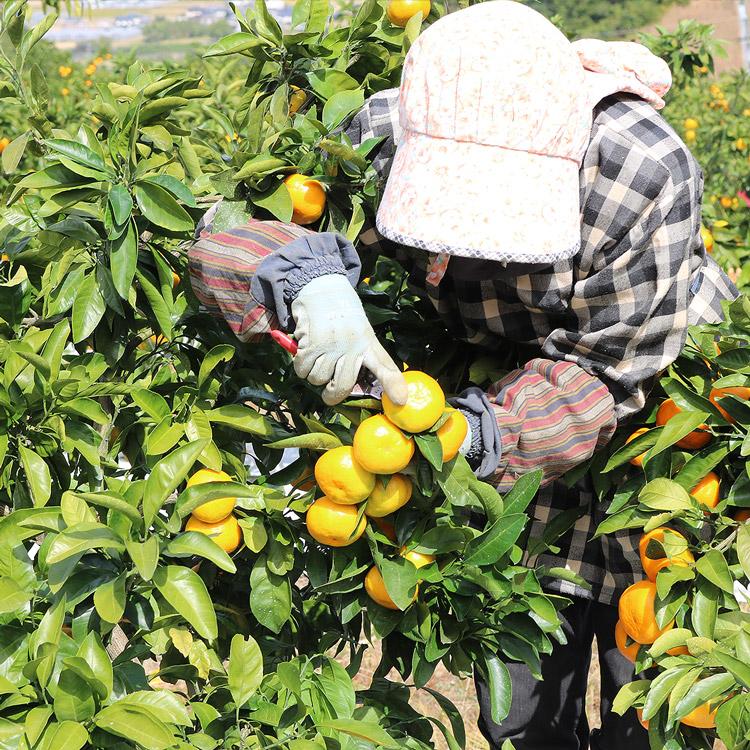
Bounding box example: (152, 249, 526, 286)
(488, 358, 616, 492)
(188, 221, 311, 342)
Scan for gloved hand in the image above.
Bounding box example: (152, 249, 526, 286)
(291, 274, 408, 406)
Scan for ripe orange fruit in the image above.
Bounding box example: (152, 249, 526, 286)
(172, 271, 180, 287)
(0, 137, 9, 153)
(314, 446, 375, 505)
(353, 414, 415, 474)
(187, 469, 236, 523)
(655, 399, 711, 450)
(364, 566, 401, 609)
(701, 225, 714, 254)
(365, 474, 412, 517)
(684, 117, 699, 130)
(284, 174, 326, 225)
(709, 386, 750, 423)
(436, 408, 468, 461)
(289, 85, 307, 114)
(626, 427, 650, 467)
(690, 471, 720, 509)
(382, 370, 445, 433)
(680, 702, 717, 729)
(306, 496, 366, 547)
(638, 527, 694, 582)
(386, 0, 430, 26)
(735, 509, 750, 523)
(186, 513, 242, 553)
(618, 580, 674, 644)
(401, 547, 435, 569)
(615, 620, 640, 663)
(636, 708, 649, 730)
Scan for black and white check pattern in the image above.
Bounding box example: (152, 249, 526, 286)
(345, 90, 737, 603)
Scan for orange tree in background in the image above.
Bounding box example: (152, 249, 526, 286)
(0, 2, 579, 749)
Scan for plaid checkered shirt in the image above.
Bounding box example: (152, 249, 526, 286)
(189, 90, 737, 604)
(344, 89, 737, 603)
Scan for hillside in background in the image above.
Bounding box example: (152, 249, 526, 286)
(523, 0, 689, 38)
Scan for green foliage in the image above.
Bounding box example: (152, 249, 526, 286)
(0, 3, 576, 749)
(598, 297, 750, 748)
(522, 0, 687, 40)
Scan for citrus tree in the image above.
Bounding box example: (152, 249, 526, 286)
(0, 3, 581, 749)
(584, 299, 750, 748)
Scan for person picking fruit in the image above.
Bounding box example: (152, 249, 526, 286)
(188, 2, 738, 748)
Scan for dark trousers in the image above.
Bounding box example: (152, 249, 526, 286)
(475, 598, 649, 750)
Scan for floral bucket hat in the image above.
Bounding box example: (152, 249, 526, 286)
(375, 0, 672, 266)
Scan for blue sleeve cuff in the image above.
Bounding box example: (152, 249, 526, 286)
(250, 232, 362, 329)
(450, 387, 502, 480)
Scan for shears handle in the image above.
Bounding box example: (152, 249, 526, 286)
(269, 329, 298, 356)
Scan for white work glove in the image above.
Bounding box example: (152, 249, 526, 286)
(290, 274, 408, 406)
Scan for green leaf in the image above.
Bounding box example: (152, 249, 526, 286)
(249, 557, 291, 634)
(0, 266, 31, 327)
(611, 679, 650, 715)
(39, 721, 88, 750)
(502, 470, 542, 515)
(94, 704, 175, 750)
(143, 175, 196, 208)
(253, 180, 293, 222)
(716, 694, 750, 748)
(649, 628, 694, 658)
(77, 632, 113, 700)
(228, 634, 263, 709)
(164, 532, 237, 573)
(93, 573, 126, 624)
(2, 131, 29, 174)
(737, 523, 750, 580)
(695, 549, 734, 593)
(126, 537, 159, 581)
(673, 671, 735, 721)
(53, 669, 96, 722)
(19, 446, 51, 507)
(379, 557, 419, 610)
(204, 32, 269, 57)
(691, 579, 719, 638)
(306, 69, 360, 99)
(415, 432, 443, 471)
(133, 389, 171, 422)
(46, 139, 107, 173)
(323, 89, 365, 130)
(198, 345, 235, 387)
(108, 184, 133, 226)
(463, 514, 526, 567)
(0, 576, 32, 613)
(70, 491, 142, 524)
(316, 719, 399, 748)
(639, 478, 694, 512)
(152, 565, 217, 640)
(205, 405, 274, 436)
(110, 220, 137, 299)
(143, 439, 209, 526)
(713, 649, 750, 690)
(642, 667, 690, 720)
(71, 272, 105, 343)
(483, 654, 512, 724)
(134, 182, 193, 233)
(265, 432, 341, 450)
(650, 410, 710, 455)
(46, 523, 124, 565)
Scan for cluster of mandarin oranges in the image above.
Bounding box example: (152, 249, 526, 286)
(618, 386, 750, 730)
(183, 468, 243, 553)
(305, 370, 468, 610)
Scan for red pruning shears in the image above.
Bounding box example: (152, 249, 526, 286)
(269, 329, 298, 356)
